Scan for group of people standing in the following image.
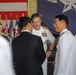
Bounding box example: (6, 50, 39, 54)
(0, 13, 76, 75)
(12, 13, 56, 75)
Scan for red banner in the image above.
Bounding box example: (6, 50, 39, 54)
(0, 0, 27, 2)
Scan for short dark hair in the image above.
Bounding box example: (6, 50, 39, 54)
(18, 16, 32, 29)
(31, 13, 42, 20)
(55, 14, 68, 25)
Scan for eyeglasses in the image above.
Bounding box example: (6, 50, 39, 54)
(53, 22, 62, 26)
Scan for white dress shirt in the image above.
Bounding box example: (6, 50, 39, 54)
(0, 36, 15, 75)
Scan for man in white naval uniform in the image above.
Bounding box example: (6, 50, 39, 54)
(53, 14, 76, 75)
(0, 36, 15, 75)
(31, 13, 56, 75)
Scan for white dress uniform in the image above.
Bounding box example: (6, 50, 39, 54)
(53, 29, 76, 75)
(32, 26, 55, 75)
(0, 36, 15, 75)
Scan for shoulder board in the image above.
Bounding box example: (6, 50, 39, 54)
(42, 26, 48, 30)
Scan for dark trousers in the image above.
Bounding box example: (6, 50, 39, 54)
(47, 62, 54, 75)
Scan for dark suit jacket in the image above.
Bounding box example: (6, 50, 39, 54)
(12, 31, 46, 75)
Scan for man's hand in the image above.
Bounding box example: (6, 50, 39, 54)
(46, 50, 52, 58)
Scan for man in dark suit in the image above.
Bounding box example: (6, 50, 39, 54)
(12, 16, 46, 75)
